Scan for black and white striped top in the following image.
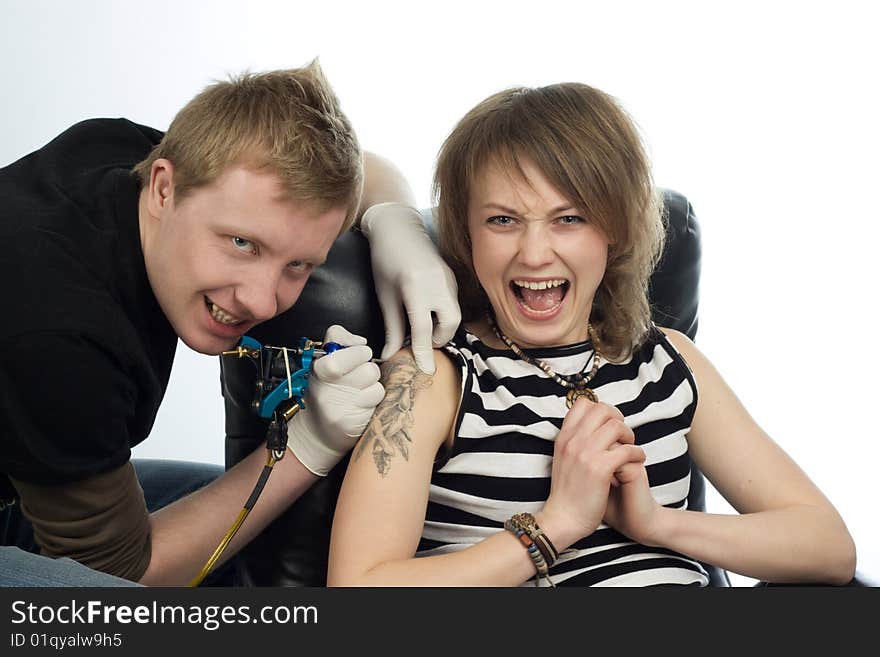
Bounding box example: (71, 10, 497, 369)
(415, 325, 709, 586)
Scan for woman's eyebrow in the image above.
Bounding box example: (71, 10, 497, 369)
(480, 202, 577, 215)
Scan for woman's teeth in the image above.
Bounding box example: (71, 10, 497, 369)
(512, 279, 567, 290)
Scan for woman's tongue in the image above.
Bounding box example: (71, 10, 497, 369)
(519, 286, 564, 312)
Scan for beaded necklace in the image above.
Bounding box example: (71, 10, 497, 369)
(487, 315, 601, 408)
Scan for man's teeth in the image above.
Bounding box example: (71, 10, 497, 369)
(513, 279, 567, 290)
(209, 302, 242, 325)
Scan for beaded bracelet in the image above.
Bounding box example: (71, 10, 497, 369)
(504, 516, 556, 587)
(509, 512, 560, 564)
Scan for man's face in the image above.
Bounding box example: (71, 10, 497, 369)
(141, 163, 348, 355)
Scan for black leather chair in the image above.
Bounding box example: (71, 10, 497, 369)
(222, 190, 873, 587)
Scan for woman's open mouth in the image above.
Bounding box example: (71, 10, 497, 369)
(510, 278, 569, 316)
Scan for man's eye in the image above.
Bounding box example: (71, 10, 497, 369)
(232, 236, 256, 253)
(488, 215, 514, 226)
(288, 260, 312, 273)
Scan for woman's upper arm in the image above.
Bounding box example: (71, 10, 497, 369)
(659, 328, 833, 515)
(327, 347, 459, 584)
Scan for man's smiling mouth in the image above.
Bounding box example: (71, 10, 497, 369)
(205, 296, 245, 325)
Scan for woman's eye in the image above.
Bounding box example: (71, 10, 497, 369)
(232, 236, 256, 253)
(557, 215, 585, 225)
(488, 215, 514, 226)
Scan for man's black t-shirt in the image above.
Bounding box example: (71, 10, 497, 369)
(0, 118, 176, 490)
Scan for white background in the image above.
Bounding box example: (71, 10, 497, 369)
(2, 0, 877, 586)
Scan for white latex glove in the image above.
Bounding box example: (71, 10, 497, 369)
(287, 325, 384, 476)
(360, 202, 461, 374)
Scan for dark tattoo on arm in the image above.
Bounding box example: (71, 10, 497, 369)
(354, 355, 433, 476)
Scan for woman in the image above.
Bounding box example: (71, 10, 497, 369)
(327, 83, 856, 586)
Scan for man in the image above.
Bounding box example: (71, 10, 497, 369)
(0, 62, 460, 585)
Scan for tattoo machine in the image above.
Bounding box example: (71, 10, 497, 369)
(189, 334, 344, 587)
(222, 335, 347, 450)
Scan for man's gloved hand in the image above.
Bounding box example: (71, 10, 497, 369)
(287, 326, 384, 476)
(360, 202, 461, 374)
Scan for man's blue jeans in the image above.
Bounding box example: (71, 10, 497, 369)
(0, 459, 234, 587)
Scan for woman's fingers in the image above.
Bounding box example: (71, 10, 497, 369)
(560, 398, 631, 445)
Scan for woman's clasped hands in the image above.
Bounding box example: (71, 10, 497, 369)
(538, 398, 664, 551)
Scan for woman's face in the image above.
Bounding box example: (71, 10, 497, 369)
(467, 158, 609, 348)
